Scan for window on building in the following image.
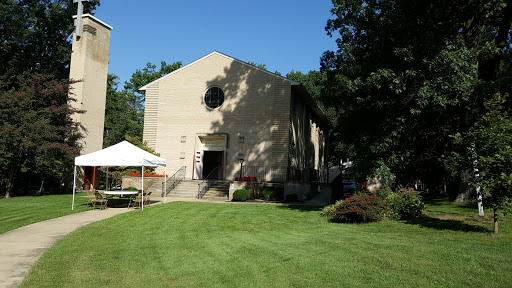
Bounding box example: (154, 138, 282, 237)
(204, 87, 224, 109)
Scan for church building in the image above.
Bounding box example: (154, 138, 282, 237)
(141, 51, 329, 183)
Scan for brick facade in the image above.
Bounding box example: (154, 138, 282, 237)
(142, 52, 328, 182)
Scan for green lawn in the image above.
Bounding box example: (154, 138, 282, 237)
(19, 200, 512, 288)
(0, 193, 92, 234)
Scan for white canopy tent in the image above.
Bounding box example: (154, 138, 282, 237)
(72, 141, 167, 211)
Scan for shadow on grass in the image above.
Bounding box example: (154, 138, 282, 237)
(277, 204, 323, 213)
(404, 215, 491, 233)
(423, 197, 477, 209)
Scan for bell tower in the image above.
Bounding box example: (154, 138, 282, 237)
(69, 11, 112, 154)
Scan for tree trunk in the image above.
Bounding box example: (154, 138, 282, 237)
(493, 208, 499, 234)
(4, 166, 17, 199)
(38, 176, 45, 195)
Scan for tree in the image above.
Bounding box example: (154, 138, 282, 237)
(286, 70, 341, 165)
(103, 74, 141, 147)
(123, 61, 182, 122)
(452, 94, 512, 233)
(247, 61, 282, 75)
(103, 61, 182, 147)
(0, 74, 83, 198)
(0, 0, 99, 83)
(0, 0, 99, 197)
(321, 0, 512, 191)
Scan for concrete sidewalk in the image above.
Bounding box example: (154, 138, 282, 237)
(0, 207, 130, 288)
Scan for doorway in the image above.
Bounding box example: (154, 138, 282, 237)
(202, 151, 223, 179)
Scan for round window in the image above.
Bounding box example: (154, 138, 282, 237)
(204, 87, 224, 109)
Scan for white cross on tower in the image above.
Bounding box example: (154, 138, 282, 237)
(73, 0, 89, 38)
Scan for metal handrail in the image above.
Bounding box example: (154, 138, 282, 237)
(197, 167, 219, 199)
(162, 166, 186, 196)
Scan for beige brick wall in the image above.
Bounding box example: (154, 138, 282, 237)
(69, 15, 111, 155)
(143, 52, 328, 182)
(144, 53, 292, 180)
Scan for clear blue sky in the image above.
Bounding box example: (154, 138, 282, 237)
(92, 0, 338, 87)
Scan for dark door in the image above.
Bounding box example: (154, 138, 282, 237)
(202, 151, 223, 179)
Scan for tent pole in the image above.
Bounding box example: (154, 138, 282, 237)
(106, 167, 109, 190)
(164, 166, 167, 204)
(72, 165, 77, 210)
(141, 165, 144, 211)
(92, 166, 97, 192)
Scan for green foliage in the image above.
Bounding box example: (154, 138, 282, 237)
(387, 188, 425, 219)
(103, 74, 142, 147)
(261, 187, 284, 201)
(0, 75, 83, 198)
(123, 61, 182, 115)
(122, 186, 138, 191)
(0, 0, 98, 197)
(332, 193, 391, 223)
(0, 0, 99, 83)
(375, 187, 394, 200)
(321, 200, 343, 217)
(321, 0, 512, 190)
(105, 135, 161, 178)
(103, 61, 182, 149)
(232, 189, 250, 201)
(451, 94, 512, 232)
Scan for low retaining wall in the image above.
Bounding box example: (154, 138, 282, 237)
(284, 182, 313, 201)
(121, 176, 165, 194)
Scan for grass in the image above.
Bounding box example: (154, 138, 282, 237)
(19, 199, 512, 288)
(0, 193, 92, 234)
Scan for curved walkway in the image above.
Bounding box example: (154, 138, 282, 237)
(0, 208, 130, 288)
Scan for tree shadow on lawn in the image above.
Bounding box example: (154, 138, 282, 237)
(423, 197, 477, 209)
(277, 204, 323, 213)
(404, 215, 491, 233)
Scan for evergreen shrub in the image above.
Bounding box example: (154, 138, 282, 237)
(232, 189, 250, 201)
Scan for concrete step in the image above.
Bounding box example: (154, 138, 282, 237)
(166, 180, 230, 200)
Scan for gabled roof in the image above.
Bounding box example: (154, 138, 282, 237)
(139, 51, 300, 91)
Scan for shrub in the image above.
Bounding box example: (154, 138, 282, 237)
(375, 186, 394, 199)
(321, 200, 343, 217)
(235, 176, 258, 182)
(232, 189, 250, 201)
(332, 193, 390, 223)
(261, 187, 284, 201)
(387, 188, 425, 219)
(123, 186, 138, 191)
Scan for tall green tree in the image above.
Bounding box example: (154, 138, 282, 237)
(0, 75, 83, 198)
(452, 94, 512, 233)
(0, 0, 99, 83)
(123, 61, 182, 122)
(103, 74, 141, 147)
(0, 0, 99, 198)
(286, 70, 341, 165)
(321, 0, 512, 192)
(103, 61, 182, 147)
